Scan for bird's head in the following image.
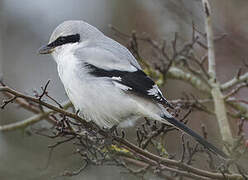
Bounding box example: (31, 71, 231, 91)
(38, 20, 102, 56)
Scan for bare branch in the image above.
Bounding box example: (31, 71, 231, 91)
(221, 72, 248, 90)
(202, 0, 234, 147)
(0, 100, 71, 132)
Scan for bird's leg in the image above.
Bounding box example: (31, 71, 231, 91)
(102, 125, 118, 145)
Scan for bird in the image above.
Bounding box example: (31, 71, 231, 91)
(39, 20, 227, 158)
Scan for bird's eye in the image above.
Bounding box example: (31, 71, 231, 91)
(53, 36, 66, 46)
(58, 37, 65, 43)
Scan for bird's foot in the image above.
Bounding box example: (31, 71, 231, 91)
(102, 125, 118, 145)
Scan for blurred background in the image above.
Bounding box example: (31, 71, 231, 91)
(0, 0, 248, 179)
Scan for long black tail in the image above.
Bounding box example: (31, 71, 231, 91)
(162, 116, 228, 158)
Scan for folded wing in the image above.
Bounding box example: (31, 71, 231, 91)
(85, 63, 172, 108)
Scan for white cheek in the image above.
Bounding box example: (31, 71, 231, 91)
(52, 44, 76, 62)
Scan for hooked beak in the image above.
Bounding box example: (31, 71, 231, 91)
(38, 44, 55, 54)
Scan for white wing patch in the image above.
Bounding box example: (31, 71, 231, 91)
(112, 76, 122, 81)
(147, 85, 164, 100)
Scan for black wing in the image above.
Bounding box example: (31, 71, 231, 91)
(85, 63, 173, 108)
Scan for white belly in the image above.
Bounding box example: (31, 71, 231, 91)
(57, 61, 141, 128)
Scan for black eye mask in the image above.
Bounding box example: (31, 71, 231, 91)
(48, 33, 80, 48)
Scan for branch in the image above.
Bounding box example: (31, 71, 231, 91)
(0, 101, 71, 132)
(168, 67, 210, 93)
(0, 84, 246, 179)
(221, 72, 248, 90)
(0, 81, 66, 123)
(0, 86, 80, 121)
(116, 137, 243, 180)
(202, 0, 233, 146)
(203, 0, 215, 79)
(167, 67, 248, 121)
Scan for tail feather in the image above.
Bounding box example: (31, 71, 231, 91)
(162, 116, 228, 158)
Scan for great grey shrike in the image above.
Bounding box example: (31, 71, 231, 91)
(39, 20, 227, 158)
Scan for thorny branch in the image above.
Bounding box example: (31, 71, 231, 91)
(1, 2, 248, 179)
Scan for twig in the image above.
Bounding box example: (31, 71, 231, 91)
(221, 72, 248, 90)
(48, 136, 76, 149)
(1, 96, 17, 109)
(224, 82, 248, 100)
(61, 161, 88, 177)
(39, 80, 50, 101)
(181, 134, 186, 162)
(201, 123, 208, 139)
